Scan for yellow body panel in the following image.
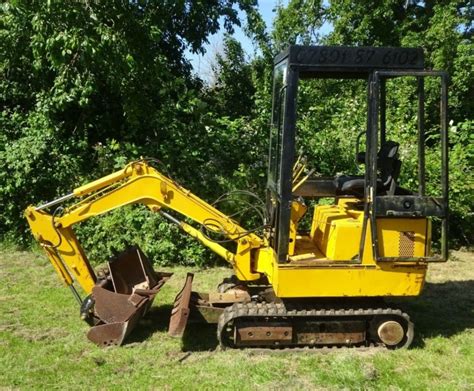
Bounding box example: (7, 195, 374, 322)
(256, 247, 428, 298)
(310, 203, 362, 260)
(256, 199, 430, 298)
(306, 200, 427, 260)
(276, 264, 426, 297)
(376, 218, 428, 258)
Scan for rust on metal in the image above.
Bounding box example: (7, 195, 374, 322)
(168, 273, 194, 337)
(217, 303, 400, 349)
(377, 320, 404, 346)
(87, 246, 171, 347)
(236, 324, 293, 346)
(186, 288, 251, 324)
(207, 291, 251, 304)
(87, 308, 143, 347)
(92, 283, 145, 324)
(108, 246, 160, 294)
(295, 321, 366, 345)
(234, 321, 367, 346)
(296, 331, 366, 345)
(399, 231, 415, 257)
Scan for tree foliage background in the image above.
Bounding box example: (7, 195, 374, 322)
(1, 0, 472, 265)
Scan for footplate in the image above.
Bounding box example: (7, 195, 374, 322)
(85, 246, 171, 347)
(168, 273, 194, 337)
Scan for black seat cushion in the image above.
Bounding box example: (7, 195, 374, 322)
(334, 175, 383, 196)
(334, 141, 402, 197)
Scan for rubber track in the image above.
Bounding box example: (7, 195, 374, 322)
(217, 301, 414, 350)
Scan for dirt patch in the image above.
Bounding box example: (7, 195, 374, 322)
(11, 327, 70, 342)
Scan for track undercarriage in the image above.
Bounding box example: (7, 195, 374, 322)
(170, 273, 414, 350)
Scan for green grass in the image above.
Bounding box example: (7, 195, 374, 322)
(1, 250, 473, 390)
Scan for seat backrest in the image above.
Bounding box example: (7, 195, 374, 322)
(336, 140, 402, 197)
(377, 141, 401, 192)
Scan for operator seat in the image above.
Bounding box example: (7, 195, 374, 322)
(335, 141, 402, 197)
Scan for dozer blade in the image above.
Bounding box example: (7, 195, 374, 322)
(168, 273, 194, 337)
(87, 246, 171, 347)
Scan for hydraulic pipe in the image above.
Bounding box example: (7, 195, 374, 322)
(35, 193, 74, 211)
(159, 211, 236, 265)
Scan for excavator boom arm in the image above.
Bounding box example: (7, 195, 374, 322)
(25, 160, 262, 295)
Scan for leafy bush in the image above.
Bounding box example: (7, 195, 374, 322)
(75, 205, 215, 267)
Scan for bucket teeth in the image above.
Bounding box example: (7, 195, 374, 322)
(86, 246, 171, 347)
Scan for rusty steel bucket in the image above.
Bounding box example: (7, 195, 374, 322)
(85, 246, 171, 347)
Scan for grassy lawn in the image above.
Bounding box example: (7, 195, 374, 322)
(1, 249, 473, 390)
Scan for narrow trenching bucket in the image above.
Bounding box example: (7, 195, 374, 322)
(87, 246, 171, 347)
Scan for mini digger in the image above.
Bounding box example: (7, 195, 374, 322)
(25, 45, 449, 349)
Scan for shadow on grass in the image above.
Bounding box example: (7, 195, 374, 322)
(124, 304, 218, 351)
(395, 280, 474, 348)
(125, 280, 474, 350)
(182, 323, 219, 352)
(124, 304, 173, 345)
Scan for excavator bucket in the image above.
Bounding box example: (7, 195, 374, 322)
(87, 246, 171, 347)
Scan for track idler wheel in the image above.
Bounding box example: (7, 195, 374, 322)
(377, 321, 405, 346)
(370, 314, 414, 349)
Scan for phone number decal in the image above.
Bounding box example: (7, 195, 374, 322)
(294, 47, 423, 68)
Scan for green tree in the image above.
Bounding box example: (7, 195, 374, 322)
(0, 0, 264, 264)
(210, 36, 256, 118)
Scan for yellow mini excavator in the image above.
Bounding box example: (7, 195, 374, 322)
(25, 45, 449, 349)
